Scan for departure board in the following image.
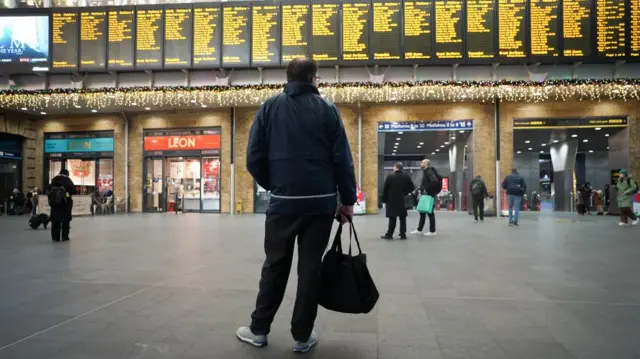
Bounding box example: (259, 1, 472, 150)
(79, 8, 107, 71)
(631, 0, 640, 57)
(108, 7, 135, 71)
(136, 6, 164, 69)
(222, 3, 251, 67)
(434, 0, 464, 61)
(252, 4, 280, 66)
(52, 10, 79, 71)
(192, 4, 222, 68)
(371, 0, 402, 63)
(311, 2, 340, 63)
(596, 0, 626, 58)
(342, 0, 371, 62)
(281, 1, 310, 64)
(404, 1, 434, 62)
(467, 0, 496, 60)
(530, 0, 559, 58)
(498, 0, 526, 59)
(164, 5, 193, 68)
(563, 0, 592, 57)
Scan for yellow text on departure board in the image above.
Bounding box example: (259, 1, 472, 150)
(530, 0, 558, 56)
(435, 0, 463, 59)
(252, 5, 278, 63)
(80, 11, 105, 42)
(136, 9, 162, 64)
(596, 0, 626, 57)
(108, 10, 133, 43)
(632, 0, 640, 56)
(563, 0, 590, 56)
(282, 4, 308, 61)
(342, 3, 369, 61)
(467, 0, 494, 59)
(52, 12, 77, 68)
(404, 1, 432, 59)
(193, 7, 220, 64)
(312, 3, 339, 61)
(373, 1, 401, 60)
(498, 0, 526, 58)
(223, 6, 249, 63)
(165, 8, 191, 65)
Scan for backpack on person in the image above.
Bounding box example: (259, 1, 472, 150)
(429, 168, 443, 195)
(48, 186, 68, 206)
(471, 181, 484, 197)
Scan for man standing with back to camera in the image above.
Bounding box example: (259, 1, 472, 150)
(238, 58, 357, 353)
(48, 169, 76, 242)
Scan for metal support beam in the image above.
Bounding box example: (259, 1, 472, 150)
(335, 65, 340, 83)
(494, 98, 501, 217)
(452, 64, 460, 81)
(258, 67, 264, 84)
(357, 101, 362, 186)
(412, 64, 419, 82)
(145, 70, 154, 87)
(491, 63, 499, 81)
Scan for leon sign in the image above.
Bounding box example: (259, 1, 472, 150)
(144, 135, 221, 151)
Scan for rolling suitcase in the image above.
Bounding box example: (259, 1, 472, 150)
(29, 213, 50, 229)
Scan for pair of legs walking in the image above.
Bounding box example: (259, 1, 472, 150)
(246, 214, 333, 348)
(619, 207, 638, 225)
(385, 216, 407, 238)
(507, 195, 521, 225)
(472, 197, 484, 221)
(51, 220, 70, 241)
(416, 212, 436, 234)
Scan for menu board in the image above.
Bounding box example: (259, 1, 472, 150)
(192, 4, 221, 68)
(222, 3, 251, 67)
(404, 0, 434, 62)
(498, 0, 526, 59)
(596, 0, 626, 58)
(136, 6, 164, 69)
(371, 0, 401, 62)
(251, 4, 280, 66)
(434, 0, 464, 61)
(632, 0, 640, 58)
(164, 5, 192, 68)
(79, 8, 107, 71)
(466, 0, 496, 60)
(529, 0, 559, 58)
(311, 2, 340, 63)
(108, 7, 135, 70)
(281, 1, 310, 64)
(563, 0, 592, 57)
(52, 10, 78, 71)
(342, 0, 371, 63)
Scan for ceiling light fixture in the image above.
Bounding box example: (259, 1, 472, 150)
(553, 140, 559, 143)
(91, 109, 97, 113)
(444, 141, 449, 145)
(419, 142, 424, 145)
(431, 152, 435, 155)
(451, 136, 456, 140)
(394, 143, 399, 146)
(528, 148, 533, 151)
(40, 112, 46, 115)
(595, 127, 601, 131)
(607, 146, 610, 149)
(74, 104, 81, 108)
(145, 107, 151, 111)
(605, 133, 610, 137)
(21, 107, 27, 111)
(436, 149, 440, 152)
(525, 140, 530, 143)
(571, 134, 578, 138)
(396, 138, 401, 140)
(540, 151, 544, 153)
(517, 151, 522, 154)
(440, 145, 445, 148)
(583, 139, 588, 143)
(589, 150, 594, 153)
(398, 132, 403, 134)
(541, 143, 547, 147)
(417, 146, 422, 149)
(459, 130, 464, 133)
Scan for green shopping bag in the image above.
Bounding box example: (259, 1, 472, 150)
(416, 195, 434, 214)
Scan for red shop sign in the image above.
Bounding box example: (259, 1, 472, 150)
(144, 134, 221, 151)
(441, 177, 449, 192)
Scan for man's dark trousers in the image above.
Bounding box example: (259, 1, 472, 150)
(472, 196, 485, 221)
(250, 214, 334, 342)
(51, 220, 70, 241)
(386, 216, 407, 237)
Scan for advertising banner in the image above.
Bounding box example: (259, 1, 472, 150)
(144, 134, 221, 151)
(45, 138, 114, 153)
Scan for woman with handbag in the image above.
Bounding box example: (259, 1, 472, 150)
(411, 159, 442, 236)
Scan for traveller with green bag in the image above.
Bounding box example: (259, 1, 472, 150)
(411, 159, 442, 236)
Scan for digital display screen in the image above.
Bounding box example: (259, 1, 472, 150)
(80, 9, 107, 71)
(466, 0, 496, 60)
(0, 14, 49, 74)
(498, 0, 526, 59)
(52, 10, 78, 71)
(281, 1, 310, 64)
(434, 0, 464, 60)
(563, 0, 592, 57)
(404, 1, 434, 62)
(342, 0, 371, 63)
(529, 0, 559, 58)
(311, 2, 340, 64)
(192, 4, 221, 68)
(371, 0, 402, 62)
(108, 7, 135, 70)
(251, 4, 280, 66)
(631, 0, 640, 58)
(596, 0, 626, 58)
(164, 5, 192, 68)
(222, 3, 251, 67)
(136, 6, 164, 69)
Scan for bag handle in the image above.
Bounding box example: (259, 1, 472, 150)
(347, 218, 363, 256)
(331, 222, 344, 253)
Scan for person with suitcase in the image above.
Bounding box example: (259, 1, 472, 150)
(48, 169, 77, 242)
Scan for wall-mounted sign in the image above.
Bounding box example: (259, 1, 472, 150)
(144, 134, 221, 151)
(0, 151, 21, 159)
(514, 117, 628, 129)
(44, 138, 115, 153)
(377, 120, 473, 132)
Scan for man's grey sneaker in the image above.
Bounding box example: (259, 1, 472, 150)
(236, 326, 267, 347)
(293, 331, 318, 353)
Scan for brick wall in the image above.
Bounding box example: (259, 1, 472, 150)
(1, 111, 38, 192)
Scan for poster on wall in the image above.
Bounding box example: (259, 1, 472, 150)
(66, 159, 95, 186)
(354, 186, 366, 215)
(634, 193, 640, 216)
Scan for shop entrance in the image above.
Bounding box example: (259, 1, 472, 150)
(377, 120, 475, 212)
(143, 156, 221, 213)
(512, 117, 629, 214)
(0, 133, 23, 203)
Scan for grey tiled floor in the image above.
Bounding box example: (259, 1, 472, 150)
(0, 211, 639, 359)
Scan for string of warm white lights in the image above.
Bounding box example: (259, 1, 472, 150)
(1, 80, 639, 111)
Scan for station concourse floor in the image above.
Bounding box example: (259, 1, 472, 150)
(0, 211, 639, 359)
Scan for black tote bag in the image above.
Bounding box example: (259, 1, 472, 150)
(318, 220, 379, 314)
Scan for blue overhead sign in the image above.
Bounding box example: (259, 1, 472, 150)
(377, 121, 474, 132)
(44, 138, 114, 153)
(0, 151, 21, 159)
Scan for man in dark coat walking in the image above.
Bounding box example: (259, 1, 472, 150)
(48, 169, 76, 242)
(469, 175, 489, 222)
(381, 162, 415, 240)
